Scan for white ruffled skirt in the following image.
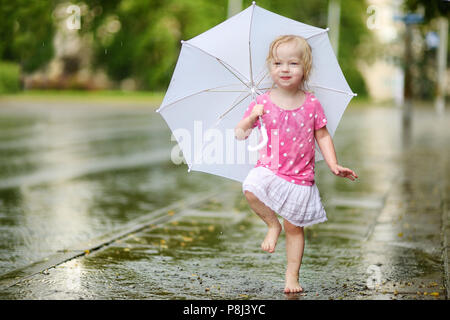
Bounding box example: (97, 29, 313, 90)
(242, 166, 327, 227)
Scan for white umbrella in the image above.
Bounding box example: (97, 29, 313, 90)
(156, 2, 356, 183)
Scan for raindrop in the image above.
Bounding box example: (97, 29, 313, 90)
(105, 49, 107, 55)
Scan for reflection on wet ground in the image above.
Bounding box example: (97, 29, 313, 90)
(0, 101, 448, 299)
(0, 103, 229, 275)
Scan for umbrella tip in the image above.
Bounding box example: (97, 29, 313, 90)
(252, 1, 256, 5)
(353, 93, 358, 97)
(325, 27, 330, 32)
(181, 40, 185, 44)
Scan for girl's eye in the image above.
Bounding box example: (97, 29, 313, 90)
(290, 62, 298, 65)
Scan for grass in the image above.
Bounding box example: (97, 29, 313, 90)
(0, 89, 166, 106)
(348, 95, 396, 108)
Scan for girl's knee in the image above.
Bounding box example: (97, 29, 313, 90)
(283, 219, 304, 233)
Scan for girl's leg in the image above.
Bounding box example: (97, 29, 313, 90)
(244, 191, 282, 253)
(283, 218, 305, 293)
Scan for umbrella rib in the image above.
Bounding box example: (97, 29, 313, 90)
(214, 85, 265, 127)
(206, 90, 249, 93)
(215, 92, 251, 124)
(308, 83, 357, 96)
(156, 84, 250, 113)
(256, 70, 270, 87)
(182, 42, 251, 89)
(305, 28, 330, 40)
(248, 2, 257, 88)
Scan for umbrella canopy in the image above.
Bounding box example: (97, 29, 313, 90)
(157, 2, 356, 183)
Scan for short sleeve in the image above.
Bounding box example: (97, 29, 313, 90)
(242, 100, 260, 129)
(313, 96, 327, 130)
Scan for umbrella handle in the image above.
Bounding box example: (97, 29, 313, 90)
(247, 116, 268, 151)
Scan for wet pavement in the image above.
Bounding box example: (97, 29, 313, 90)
(0, 98, 448, 300)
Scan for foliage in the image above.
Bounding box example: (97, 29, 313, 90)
(0, 61, 20, 94)
(0, 0, 55, 72)
(88, 0, 227, 90)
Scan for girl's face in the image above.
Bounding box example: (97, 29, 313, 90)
(269, 41, 304, 91)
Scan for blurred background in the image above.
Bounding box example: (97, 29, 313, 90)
(0, 0, 449, 299)
(0, 0, 447, 105)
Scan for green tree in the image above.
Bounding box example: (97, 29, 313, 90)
(0, 0, 55, 72)
(87, 0, 227, 90)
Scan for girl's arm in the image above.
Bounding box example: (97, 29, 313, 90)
(234, 115, 257, 140)
(314, 126, 358, 181)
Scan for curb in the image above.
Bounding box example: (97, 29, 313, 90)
(441, 159, 449, 300)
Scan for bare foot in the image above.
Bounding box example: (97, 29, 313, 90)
(261, 224, 282, 253)
(284, 273, 303, 293)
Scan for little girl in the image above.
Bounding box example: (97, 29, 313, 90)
(234, 35, 358, 293)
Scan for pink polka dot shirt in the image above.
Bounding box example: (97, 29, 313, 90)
(242, 90, 328, 186)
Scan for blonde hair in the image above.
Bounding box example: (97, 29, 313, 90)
(266, 35, 312, 91)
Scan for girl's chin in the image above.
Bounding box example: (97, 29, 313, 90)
(275, 83, 301, 90)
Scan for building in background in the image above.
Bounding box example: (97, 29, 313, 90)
(358, 0, 405, 104)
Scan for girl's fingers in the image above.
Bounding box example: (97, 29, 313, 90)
(341, 167, 358, 179)
(334, 166, 358, 180)
(342, 172, 354, 181)
(341, 170, 357, 181)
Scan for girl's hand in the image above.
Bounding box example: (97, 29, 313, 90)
(250, 104, 264, 120)
(330, 164, 358, 181)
